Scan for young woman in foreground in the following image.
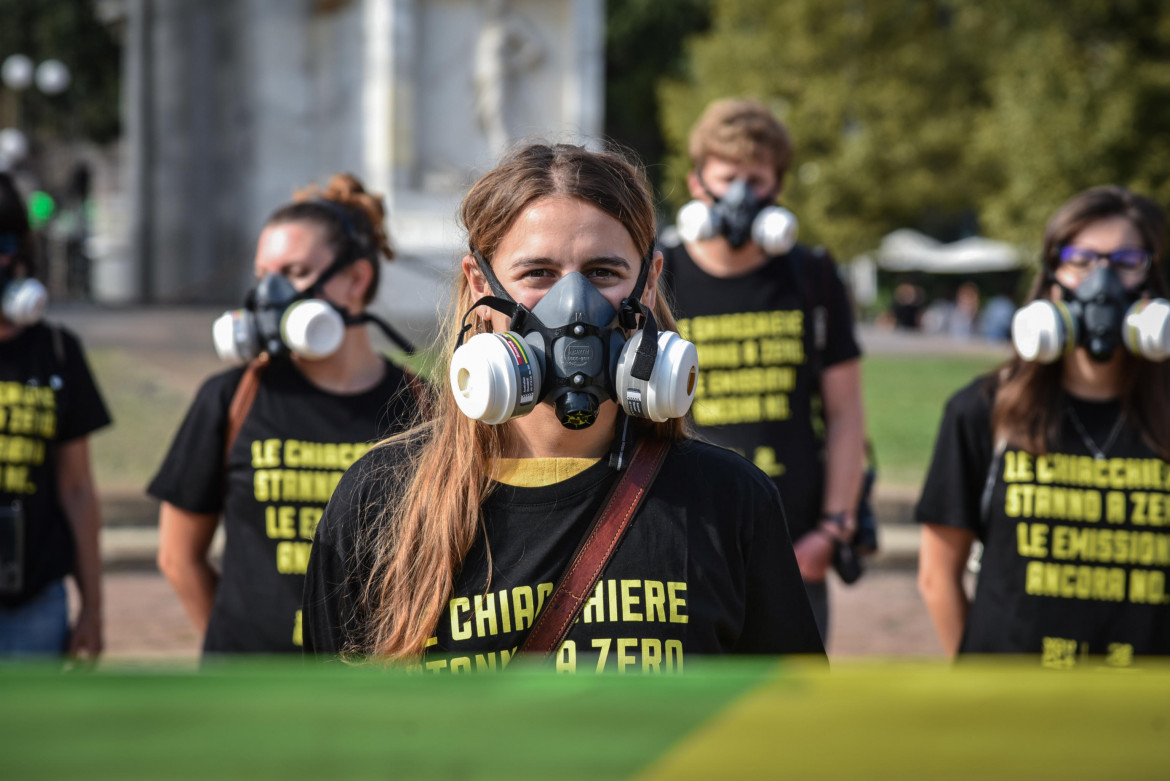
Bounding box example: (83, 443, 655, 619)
(303, 143, 823, 671)
(917, 186, 1170, 666)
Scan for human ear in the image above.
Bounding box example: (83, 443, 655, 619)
(461, 254, 488, 298)
(347, 258, 376, 311)
(461, 254, 495, 320)
(686, 170, 706, 201)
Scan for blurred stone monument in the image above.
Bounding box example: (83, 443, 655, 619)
(100, 0, 604, 345)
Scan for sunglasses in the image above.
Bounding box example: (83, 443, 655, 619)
(1057, 245, 1151, 273)
(0, 234, 20, 256)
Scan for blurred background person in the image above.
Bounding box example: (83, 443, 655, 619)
(0, 172, 110, 658)
(948, 281, 981, 340)
(890, 282, 925, 330)
(920, 294, 955, 336)
(149, 174, 418, 656)
(917, 186, 1170, 664)
(979, 289, 1017, 342)
(658, 98, 866, 643)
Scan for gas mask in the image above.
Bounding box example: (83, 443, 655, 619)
(0, 261, 47, 326)
(449, 252, 698, 430)
(676, 177, 798, 255)
(1011, 265, 1170, 363)
(212, 253, 414, 363)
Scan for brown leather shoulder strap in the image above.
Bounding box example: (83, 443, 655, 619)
(223, 354, 270, 463)
(518, 436, 671, 658)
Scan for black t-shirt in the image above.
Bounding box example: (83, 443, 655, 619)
(659, 239, 862, 539)
(0, 322, 111, 608)
(148, 356, 415, 654)
(916, 377, 1170, 665)
(303, 436, 825, 670)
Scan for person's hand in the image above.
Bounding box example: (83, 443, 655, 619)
(793, 529, 836, 583)
(68, 607, 104, 662)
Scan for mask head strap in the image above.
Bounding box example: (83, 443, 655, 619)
(618, 248, 654, 327)
(696, 171, 719, 204)
(608, 409, 633, 471)
(354, 310, 415, 353)
(470, 250, 515, 303)
(618, 249, 660, 382)
(455, 250, 530, 348)
(302, 199, 375, 295)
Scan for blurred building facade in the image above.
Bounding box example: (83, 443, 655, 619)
(97, 0, 603, 335)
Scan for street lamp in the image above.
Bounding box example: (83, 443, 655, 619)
(0, 127, 29, 163)
(1, 54, 34, 91)
(35, 60, 72, 96)
(0, 54, 72, 169)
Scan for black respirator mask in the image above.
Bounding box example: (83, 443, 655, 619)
(212, 241, 413, 362)
(449, 251, 698, 432)
(1011, 265, 1170, 363)
(675, 177, 798, 255)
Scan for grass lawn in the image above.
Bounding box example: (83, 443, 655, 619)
(86, 348, 199, 494)
(83, 342, 1004, 498)
(5, 661, 1169, 780)
(862, 353, 1004, 489)
(85, 344, 440, 497)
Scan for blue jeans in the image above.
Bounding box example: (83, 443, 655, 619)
(0, 579, 69, 656)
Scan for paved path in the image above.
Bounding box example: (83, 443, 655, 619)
(96, 567, 942, 665)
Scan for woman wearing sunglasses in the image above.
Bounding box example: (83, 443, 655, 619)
(916, 186, 1170, 665)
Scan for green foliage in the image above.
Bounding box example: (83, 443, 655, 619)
(655, 0, 1170, 262)
(86, 347, 195, 493)
(863, 353, 1004, 487)
(659, 0, 985, 259)
(605, 0, 711, 195)
(962, 0, 1170, 249)
(0, 0, 121, 143)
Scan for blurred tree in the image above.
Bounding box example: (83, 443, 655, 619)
(605, 0, 711, 197)
(658, 0, 986, 259)
(657, 0, 1170, 262)
(0, 0, 121, 144)
(962, 0, 1170, 252)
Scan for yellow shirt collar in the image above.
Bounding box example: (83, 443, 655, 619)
(493, 457, 601, 487)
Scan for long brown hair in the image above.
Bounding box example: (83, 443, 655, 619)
(354, 143, 687, 660)
(991, 185, 1170, 457)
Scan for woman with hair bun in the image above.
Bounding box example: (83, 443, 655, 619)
(917, 185, 1170, 664)
(150, 173, 418, 655)
(302, 144, 823, 669)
